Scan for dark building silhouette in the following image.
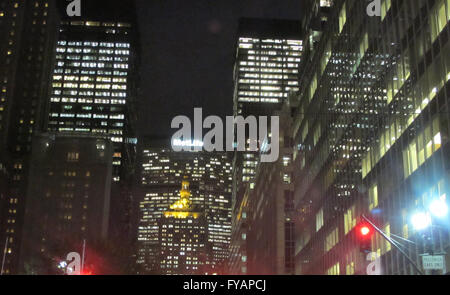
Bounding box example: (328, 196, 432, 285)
(0, 0, 59, 275)
(19, 133, 113, 274)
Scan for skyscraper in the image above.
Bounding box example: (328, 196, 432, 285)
(136, 139, 232, 274)
(159, 179, 208, 275)
(230, 18, 302, 275)
(229, 184, 250, 275)
(233, 18, 302, 117)
(232, 17, 302, 218)
(47, 15, 138, 183)
(293, 0, 450, 275)
(19, 133, 113, 274)
(0, 0, 58, 275)
(1, 0, 139, 275)
(44, 1, 139, 273)
(237, 94, 298, 275)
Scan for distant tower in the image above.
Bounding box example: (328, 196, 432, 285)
(159, 178, 208, 275)
(164, 178, 198, 218)
(136, 139, 232, 274)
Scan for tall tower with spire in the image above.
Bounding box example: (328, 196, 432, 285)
(164, 179, 199, 219)
(159, 178, 209, 275)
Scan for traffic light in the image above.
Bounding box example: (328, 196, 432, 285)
(356, 222, 374, 253)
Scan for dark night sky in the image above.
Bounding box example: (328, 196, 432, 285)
(135, 0, 303, 137)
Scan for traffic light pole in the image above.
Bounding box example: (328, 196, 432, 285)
(362, 215, 424, 275)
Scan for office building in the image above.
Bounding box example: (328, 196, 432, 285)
(45, 0, 139, 273)
(230, 94, 298, 275)
(136, 139, 232, 274)
(229, 184, 250, 275)
(159, 179, 208, 275)
(47, 13, 138, 182)
(230, 18, 302, 275)
(0, 0, 58, 274)
(293, 0, 450, 275)
(18, 133, 113, 274)
(232, 18, 302, 199)
(231, 19, 302, 261)
(233, 18, 302, 116)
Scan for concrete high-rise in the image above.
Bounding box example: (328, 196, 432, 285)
(19, 133, 113, 274)
(43, 0, 139, 273)
(0, 0, 58, 275)
(233, 94, 298, 275)
(230, 18, 302, 275)
(232, 18, 302, 197)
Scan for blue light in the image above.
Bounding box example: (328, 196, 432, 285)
(429, 199, 448, 218)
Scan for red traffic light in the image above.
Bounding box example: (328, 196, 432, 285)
(356, 222, 374, 240)
(356, 222, 374, 253)
(360, 226, 371, 236)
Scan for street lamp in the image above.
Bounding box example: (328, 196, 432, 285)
(58, 261, 68, 269)
(429, 198, 449, 218)
(411, 212, 432, 231)
(409, 199, 448, 275)
(411, 198, 448, 231)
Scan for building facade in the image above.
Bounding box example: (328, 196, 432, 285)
(230, 18, 303, 276)
(46, 16, 138, 183)
(45, 1, 139, 273)
(293, 0, 450, 275)
(136, 140, 232, 274)
(0, 0, 58, 274)
(229, 184, 250, 275)
(18, 133, 113, 274)
(159, 179, 208, 275)
(230, 95, 298, 275)
(232, 18, 302, 204)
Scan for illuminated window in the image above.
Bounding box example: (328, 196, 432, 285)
(338, 2, 346, 34)
(344, 205, 356, 235)
(403, 117, 442, 178)
(369, 184, 378, 211)
(327, 262, 340, 275)
(325, 227, 338, 252)
(316, 208, 324, 232)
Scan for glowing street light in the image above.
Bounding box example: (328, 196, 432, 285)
(411, 212, 432, 230)
(429, 199, 449, 218)
(58, 261, 67, 269)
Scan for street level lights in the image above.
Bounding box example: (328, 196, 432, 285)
(361, 215, 424, 275)
(410, 198, 449, 275)
(429, 199, 449, 219)
(411, 212, 432, 231)
(411, 197, 449, 231)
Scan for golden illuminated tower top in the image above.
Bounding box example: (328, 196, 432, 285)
(164, 177, 200, 219)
